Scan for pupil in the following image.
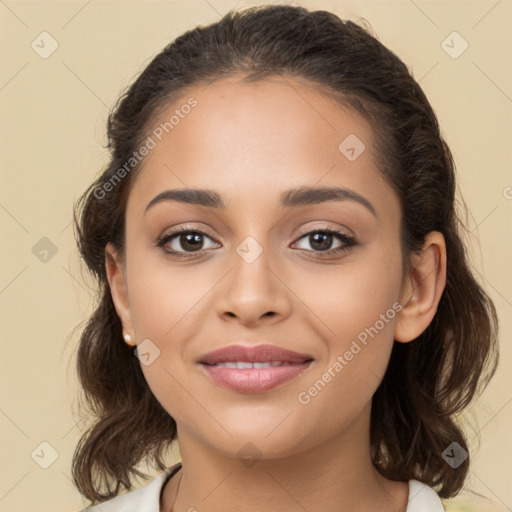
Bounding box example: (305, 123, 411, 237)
(311, 232, 332, 251)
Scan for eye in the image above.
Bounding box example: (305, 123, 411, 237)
(292, 228, 356, 255)
(156, 226, 219, 257)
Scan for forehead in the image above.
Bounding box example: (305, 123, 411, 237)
(127, 75, 394, 217)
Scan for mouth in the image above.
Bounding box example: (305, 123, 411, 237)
(198, 344, 314, 393)
(205, 361, 301, 368)
(198, 343, 313, 365)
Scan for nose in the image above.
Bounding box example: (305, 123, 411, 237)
(214, 241, 292, 326)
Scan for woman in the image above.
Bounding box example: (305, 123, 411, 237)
(72, 5, 499, 511)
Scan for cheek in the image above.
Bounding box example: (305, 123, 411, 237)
(126, 253, 216, 339)
(125, 256, 217, 413)
(295, 280, 401, 441)
(292, 240, 403, 345)
(295, 241, 403, 402)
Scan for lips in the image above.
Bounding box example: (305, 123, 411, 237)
(198, 344, 314, 393)
(198, 344, 313, 365)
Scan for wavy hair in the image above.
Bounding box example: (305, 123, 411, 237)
(71, 4, 499, 505)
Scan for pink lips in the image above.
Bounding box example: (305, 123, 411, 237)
(198, 344, 313, 393)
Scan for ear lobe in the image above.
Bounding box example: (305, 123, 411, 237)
(394, 231, 447, 343)
(105, 242, 135, 338)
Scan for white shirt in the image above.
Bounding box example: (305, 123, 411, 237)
(79, 463, 445, 511)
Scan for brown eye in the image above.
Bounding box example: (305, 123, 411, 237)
(156, 228, 219, 256)
(307, 232, 335, 251)
(293, 228, 356, 255)
(175, 232, 204, 252)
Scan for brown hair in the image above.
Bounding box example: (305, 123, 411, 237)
(71, 4, 499, 505)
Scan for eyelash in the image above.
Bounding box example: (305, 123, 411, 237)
(155, 225, 357, 259)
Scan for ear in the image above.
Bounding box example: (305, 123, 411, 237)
(105, 242, 135, 343)
(394, 231, 447, 343)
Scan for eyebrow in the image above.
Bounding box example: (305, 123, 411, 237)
(144, 186, 377, 218)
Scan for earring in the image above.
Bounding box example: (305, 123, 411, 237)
(123, 333, 135, 346)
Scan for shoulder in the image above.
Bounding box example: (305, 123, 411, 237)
(77, 463, 181, 512)
(406, 479, 445, 512)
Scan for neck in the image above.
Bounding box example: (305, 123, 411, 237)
(162, 402, 408, 512)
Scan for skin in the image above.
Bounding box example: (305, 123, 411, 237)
(105, 75, 447, 512)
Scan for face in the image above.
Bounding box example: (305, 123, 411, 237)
(108, 75, 410, 460)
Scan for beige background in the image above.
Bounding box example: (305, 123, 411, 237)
(0, 0, 510, 511)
